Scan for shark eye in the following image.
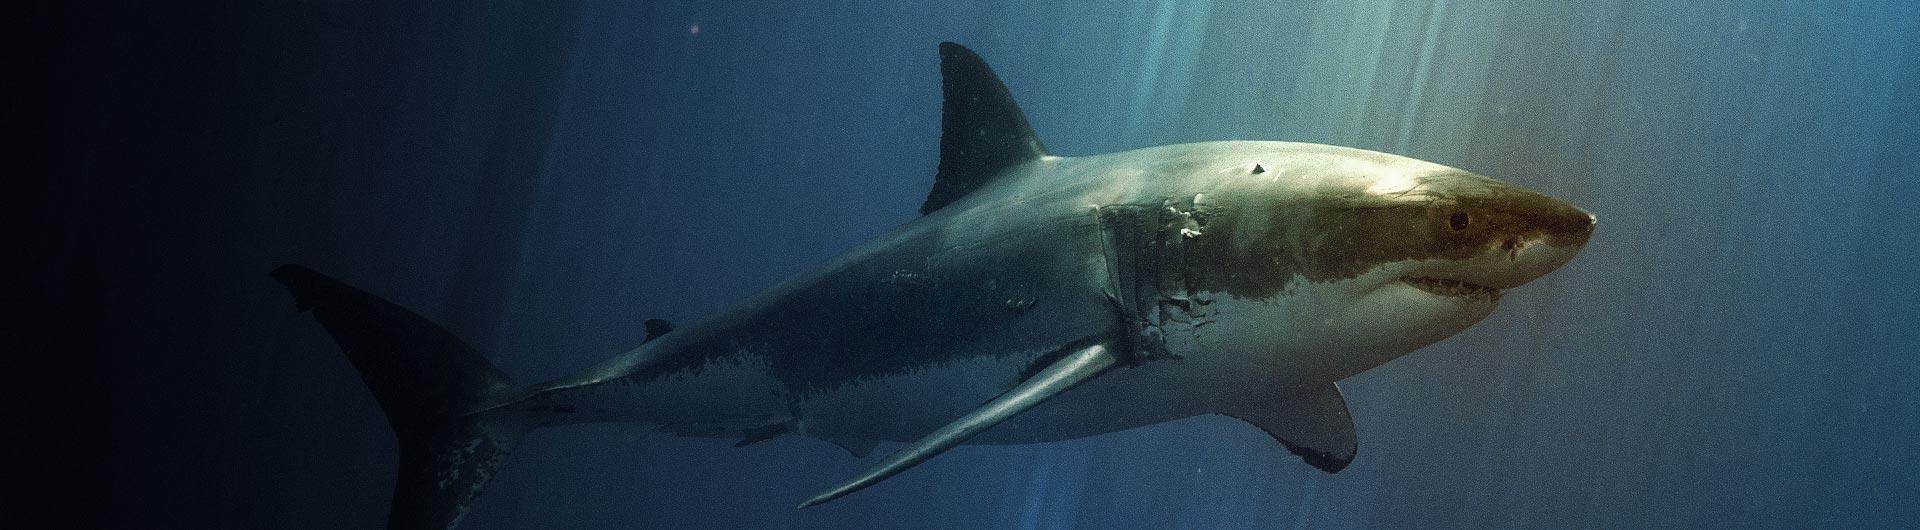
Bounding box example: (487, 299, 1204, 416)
(1448, 212, 1470, 231)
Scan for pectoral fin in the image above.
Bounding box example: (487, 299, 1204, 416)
(797, 343, 1120, 508)
(1223, 383, 1358, 473)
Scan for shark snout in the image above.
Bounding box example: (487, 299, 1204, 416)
(1490, 199, 1593, 288)
(1541, 202, 1597, 250)
(1415, 176, 1595, 291)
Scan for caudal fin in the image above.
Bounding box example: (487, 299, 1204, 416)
(271, 265, 527, 530)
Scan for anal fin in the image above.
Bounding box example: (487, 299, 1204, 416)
(642, 319, 674, 343)
(818, 435, 879, 459)
(734, 421, 794, 448)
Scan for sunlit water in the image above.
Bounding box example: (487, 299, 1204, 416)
(52, 1, 1919, 528)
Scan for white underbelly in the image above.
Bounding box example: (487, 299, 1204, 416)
(652, 273, 1480, 447)
(788, 342, 1276, 446)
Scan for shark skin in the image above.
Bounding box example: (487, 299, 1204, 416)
(275, 42, 1594, 528)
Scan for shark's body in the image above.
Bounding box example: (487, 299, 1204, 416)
(276, 43, 1594, 529)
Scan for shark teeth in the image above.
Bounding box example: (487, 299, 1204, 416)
(1402, 276, 1502, 301)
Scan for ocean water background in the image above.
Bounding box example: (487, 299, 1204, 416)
(33, 0, 1919, 528)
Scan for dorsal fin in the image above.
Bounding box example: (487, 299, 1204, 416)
(920, 42, 1049, 215)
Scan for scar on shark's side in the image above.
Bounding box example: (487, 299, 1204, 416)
(275, 42, 1593, 529)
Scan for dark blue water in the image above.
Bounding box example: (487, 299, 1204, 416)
(35, 1, 1919, 528)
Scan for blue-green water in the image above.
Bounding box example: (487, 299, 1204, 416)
(36, 1, 1919, 528)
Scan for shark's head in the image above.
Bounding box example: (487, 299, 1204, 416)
(1165, 143, 1595, 381)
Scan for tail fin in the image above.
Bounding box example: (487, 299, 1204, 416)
(271, 265, 527, 530)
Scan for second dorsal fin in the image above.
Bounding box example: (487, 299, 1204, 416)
(920, 42, 1049, 215)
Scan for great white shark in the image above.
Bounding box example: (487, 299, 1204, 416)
(275, 42, 1595, 529)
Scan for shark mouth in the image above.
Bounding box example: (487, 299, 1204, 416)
(1402, 276, 1502, 301)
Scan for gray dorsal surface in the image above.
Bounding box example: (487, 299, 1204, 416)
(273, 41, 1599, 529)
(921, 42, 1049, 215)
